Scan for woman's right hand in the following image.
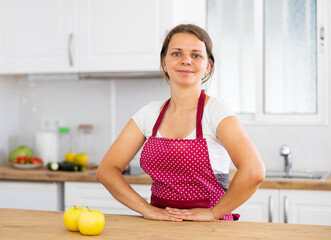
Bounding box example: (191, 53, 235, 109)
(142, 205, 183, 222)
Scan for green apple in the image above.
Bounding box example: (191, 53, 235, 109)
(78, 209, 105, 236)
(63, 206, 87, 231)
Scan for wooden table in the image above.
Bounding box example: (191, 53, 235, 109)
(1, 208, 331, 240)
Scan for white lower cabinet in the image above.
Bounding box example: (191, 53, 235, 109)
(0, 181, 63, 211)
(235, 189, 331, 226)
(279, 190, 331, 226)
(234, 189, 279, 223)
(64, 182, 151, 216)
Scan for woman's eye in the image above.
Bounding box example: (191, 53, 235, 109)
(193, 54, 201, 59)
(172, 52, 181, 57)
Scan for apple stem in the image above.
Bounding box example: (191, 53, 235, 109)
(74, 205, 76, 209)
(86, 206, 90, 211)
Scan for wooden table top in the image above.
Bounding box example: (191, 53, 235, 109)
(1, 208, 331, 240)
(1, 164, 331, 190)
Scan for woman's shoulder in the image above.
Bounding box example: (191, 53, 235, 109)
(132, 100, 165, 125)
(204, 95, 237, 134)
(206, 96, 234, 113)
(132, 99, 166, 137)
(136, 100, 165, 115)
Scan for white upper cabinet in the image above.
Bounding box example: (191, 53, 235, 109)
(0, 0, 206, 74)
(0, 0, 78, 74)
(79, 0, 166, 72)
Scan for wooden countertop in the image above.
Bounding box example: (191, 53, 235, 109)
(1, 164, 331, 190)
(0, 164, 152, 184)
(1, 208, 330, 240)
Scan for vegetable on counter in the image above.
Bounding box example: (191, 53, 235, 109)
(9, 145, 34, 163)
(47, 161, 85, 172)
(13, 156, 43, 165)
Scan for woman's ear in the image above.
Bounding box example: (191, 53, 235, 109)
(162, 59, 167, 73)
(206, 60, 212, 73)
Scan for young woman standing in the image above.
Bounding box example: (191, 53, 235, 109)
(97, 24, 265, 221)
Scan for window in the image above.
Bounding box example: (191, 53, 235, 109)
(206, 0, 327, 124)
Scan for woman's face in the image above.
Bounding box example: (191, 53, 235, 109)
(162, 33, 211, 87)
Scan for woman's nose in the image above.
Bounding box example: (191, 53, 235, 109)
(180, 55, 192, 65)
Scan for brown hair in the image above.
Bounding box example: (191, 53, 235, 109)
(160, 24, 215, 84)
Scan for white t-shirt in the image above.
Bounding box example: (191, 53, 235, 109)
(132, 97, 236, 175)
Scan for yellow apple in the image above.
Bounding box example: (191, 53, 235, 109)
(75, 153, 88, 166)
(78, 209, 105, 236)
(65, 152, 77, 163)
(63, 206, 87, 232)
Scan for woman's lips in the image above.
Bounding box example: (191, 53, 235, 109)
(177, 70, 194, 73)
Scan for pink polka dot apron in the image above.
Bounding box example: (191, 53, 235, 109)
(140, 90, 239, 221)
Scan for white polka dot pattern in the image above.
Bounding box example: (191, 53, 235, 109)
(140, 136, 234, 221)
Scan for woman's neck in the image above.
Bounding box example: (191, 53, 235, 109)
(169, 86, 202, 113)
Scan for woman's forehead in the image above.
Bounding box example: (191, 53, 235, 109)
(168, 33, 206, 52)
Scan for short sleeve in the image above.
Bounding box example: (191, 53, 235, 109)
(132, 101, 163, 138)
(205, 97, 237, 136)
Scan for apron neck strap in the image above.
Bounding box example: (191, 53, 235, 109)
(152, 99, 170, 137)
(196, 90, 205, 139)
(152, 90, 206, 139)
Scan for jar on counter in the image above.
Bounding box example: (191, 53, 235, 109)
(75, 124, 96, 164)
(58, 126, 71, 161)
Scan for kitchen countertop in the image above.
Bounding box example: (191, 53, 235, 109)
(1, 208, 330, 240)
(1, 164, 331, 190)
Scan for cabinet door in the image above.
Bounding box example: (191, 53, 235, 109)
(0, 0, 77, 74)
(64, 182, 151, 216)
(78, 0, 171, 72)
(234, 189, 279, 223)
(279, 190, 331, 226)
(0, 181, 63, 211)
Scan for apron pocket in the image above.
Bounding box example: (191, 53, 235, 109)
(151, 194, 210, 209)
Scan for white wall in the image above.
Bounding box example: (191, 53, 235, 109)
(0, 76, 20, 162)
(0, 77, 169, 165)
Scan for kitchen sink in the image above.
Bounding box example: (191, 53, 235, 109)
(265, 171, 329, 181)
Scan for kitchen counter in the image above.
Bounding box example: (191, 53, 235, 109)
(0, 164, 151, 184)
(1, 164, 331, 190)
(1, 208, 330, 240)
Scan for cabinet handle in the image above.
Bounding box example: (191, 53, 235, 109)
(268, 195, 273, 223)
(68, 33, 74, 66)
(284, 196, 289, 223)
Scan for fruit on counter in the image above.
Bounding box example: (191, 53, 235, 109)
(47, 161, 85, 171)
(65, 152, 77, 162)
(13, 156, 43, 165)
(78, 208, 105, 236)
(75, 153, 88, 166)
(9, 145, 34, 163)
(63, 206, 88, 232)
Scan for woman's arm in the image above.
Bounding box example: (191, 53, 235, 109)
(166, 115, 265, 221)
(96, 119, 182, 221)
(211, 115, 265, 219)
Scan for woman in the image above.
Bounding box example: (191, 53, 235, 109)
(96, 24, 265, 222)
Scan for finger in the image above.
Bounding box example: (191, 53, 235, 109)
(144, 208, 183, 222)
(166, 207, 190, 214)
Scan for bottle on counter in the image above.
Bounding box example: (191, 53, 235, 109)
(35, 130, 59, 165)
(76, 124, 96, 164)
(58, 126, 72, 161)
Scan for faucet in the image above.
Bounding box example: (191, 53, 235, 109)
(279, 144, 292, 176)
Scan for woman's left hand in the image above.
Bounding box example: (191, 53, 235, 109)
(165, 207, 218, 221)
